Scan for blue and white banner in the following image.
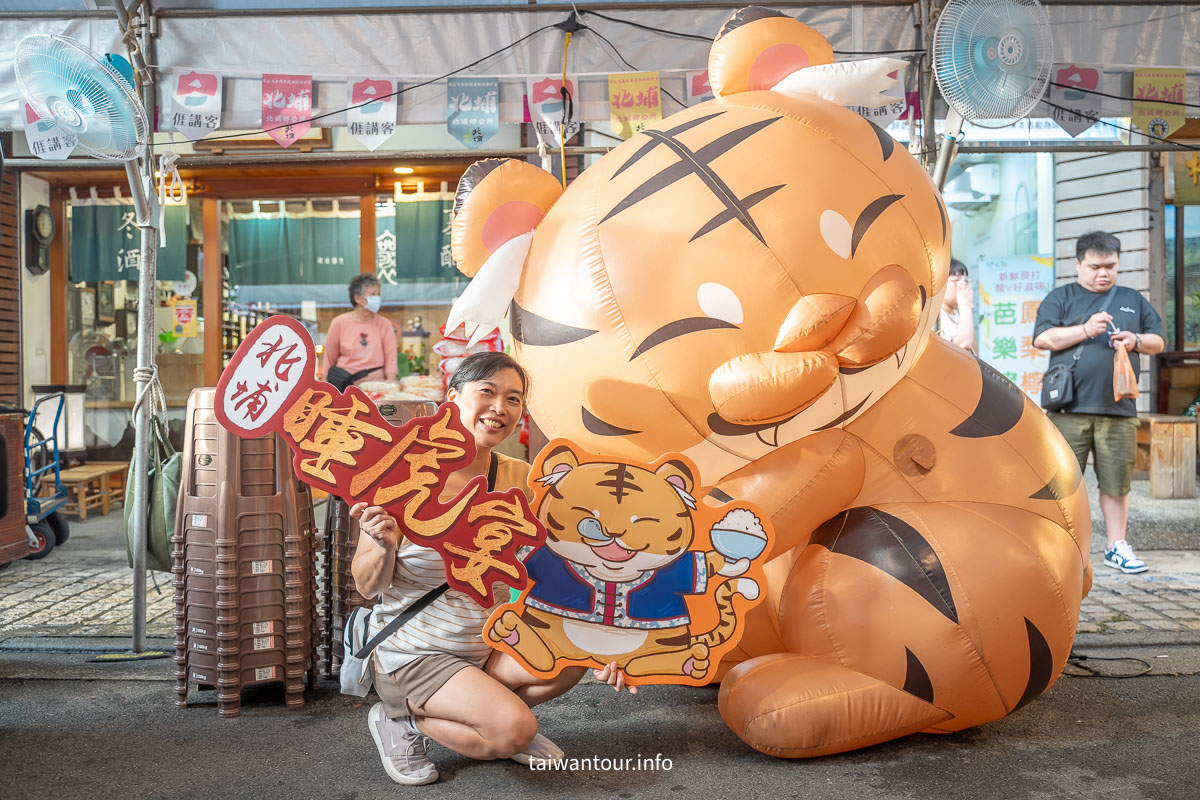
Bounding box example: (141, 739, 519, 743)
(446, 78, 499, 149)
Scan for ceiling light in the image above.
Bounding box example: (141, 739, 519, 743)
(393, 166, 414, 174)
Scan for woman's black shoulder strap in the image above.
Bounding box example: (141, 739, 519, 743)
(487, 451, 499, 492)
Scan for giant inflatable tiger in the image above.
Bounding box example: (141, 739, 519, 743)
(448, 6, 1091, 757)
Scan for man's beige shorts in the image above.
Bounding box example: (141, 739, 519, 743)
(371, 652, 475, 719)
(1049, 412, 1140, 496)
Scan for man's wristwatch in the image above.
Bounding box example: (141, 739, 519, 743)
(1134, 333, 1142, 351)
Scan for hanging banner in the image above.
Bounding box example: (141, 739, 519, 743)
(169, 70, 223, 141)
(346, 77, 397, 151)
(608, 71, 662, 139)
(215, 316, 545, 607)
(261, 73, 313, 148)
(1133, 68, 1186, 139)
(22, 103, 76, 160)
(1047, 64, 1101, 137)
(526, 75, 580, 147)
(172, 298, 198, 338)
(1174, 152, 1200, 205)
(977, 255, 1054, 404)
(446, 77, 500, 149)
(70, 204, 188, 282)
(854, 66, 905, 127)
(684, 69, 714, 105)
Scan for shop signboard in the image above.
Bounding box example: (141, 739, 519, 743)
(446, 78, 499, 149)
(1175, 151, 1200, 205)
(977, 255, 1054, 404)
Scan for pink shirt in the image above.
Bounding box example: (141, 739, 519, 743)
(321, 312, 398, 384)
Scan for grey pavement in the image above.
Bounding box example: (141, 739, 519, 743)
(3, 481, 1200, 799)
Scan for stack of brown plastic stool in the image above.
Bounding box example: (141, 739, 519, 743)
(173, 387, 319, 717)
(320, 399, 437, 677)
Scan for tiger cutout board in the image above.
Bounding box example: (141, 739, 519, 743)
(486, 440, 774, 686)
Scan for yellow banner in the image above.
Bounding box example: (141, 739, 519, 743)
(172, 298, 198, 338)
(1133, 68, 1186, 139)
(608, 72, 662, 140)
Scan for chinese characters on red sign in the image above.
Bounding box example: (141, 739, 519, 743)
(215, 316, 545, 605)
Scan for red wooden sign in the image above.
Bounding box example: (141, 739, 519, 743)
(214, 315, 544, 606)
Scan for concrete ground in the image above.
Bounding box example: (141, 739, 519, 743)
(2, 479, 1200, 800)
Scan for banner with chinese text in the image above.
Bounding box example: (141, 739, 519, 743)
(1133, 68, 1186, 139)
(1175, 152, 1200, 205)
(261, 74, 313, 148)
(684, 69, 713, 105)
(375, 195, 455, 286)
(608, 71, 662, 139)
(446, 78, 499, 149)
(1047, 64, 1101, 137)
(526, 75, 580, 147)
(69, 203, 188, 283)
(977, 255, 1054, 403)
(853, 66, 905, 127)
(22, 103, 76, 160)
(170, 71, 223, 141)
(346, 77, 397, 151)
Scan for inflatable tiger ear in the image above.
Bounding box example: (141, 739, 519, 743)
(446, 159, 563, 345)
(709, 6, 904, 108)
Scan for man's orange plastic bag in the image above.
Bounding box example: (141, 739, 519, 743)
(1114, 343, 1139, 402)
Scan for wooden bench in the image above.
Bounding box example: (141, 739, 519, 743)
(1135, 414, 1198, 499)
(39, 461, 130, 521)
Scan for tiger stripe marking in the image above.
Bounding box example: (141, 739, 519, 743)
(902, 646, 935, 704)
(851, 194, 904, 257)
(1013, 618, 1054, 712)
(949, 358, 1025, 439)
(812, 507, 959, 624)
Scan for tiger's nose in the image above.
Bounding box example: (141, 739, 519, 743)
(773, 294, 857, 353)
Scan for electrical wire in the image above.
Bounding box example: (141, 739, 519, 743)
(1063, 650, 1153, 679)
(579, 9, 924, 56)
(1049, 80, 1200, 112)
(196, 22, 561, 143)
(1040, 96, 1200, 152)
(585, 26, 687, 111)
(559, 30, 572, 187)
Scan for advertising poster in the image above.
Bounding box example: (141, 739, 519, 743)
(22, 103, 76, 160)
(977, 255, 1055, 403)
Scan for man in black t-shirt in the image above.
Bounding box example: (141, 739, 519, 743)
(1033, 231, 1164, 574)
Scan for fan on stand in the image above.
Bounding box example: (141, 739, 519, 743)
(930, 0, 1054, 189)
(15, 34, 162, 653)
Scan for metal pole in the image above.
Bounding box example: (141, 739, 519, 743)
(112, 0, 159, 654)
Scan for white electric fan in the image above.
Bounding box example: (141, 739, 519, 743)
(15, 34, 161, 653)
(930, 0, 1054, 189)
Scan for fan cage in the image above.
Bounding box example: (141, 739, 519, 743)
(932, 0, 1053, 129)
(14, 34, 148, 161)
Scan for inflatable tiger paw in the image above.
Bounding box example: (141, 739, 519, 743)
(452, 7, 1091, 757)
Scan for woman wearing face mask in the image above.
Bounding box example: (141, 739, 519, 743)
(350, 352, 633, 785)
(322, 272, 398, 387)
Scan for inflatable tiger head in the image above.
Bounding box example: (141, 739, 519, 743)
(450, 7, 951, 485)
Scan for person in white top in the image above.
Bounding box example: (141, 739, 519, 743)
(936, 259, 977, 353)
(350, 351, 630, 785)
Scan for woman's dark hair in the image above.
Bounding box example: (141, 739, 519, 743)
(448, 351, 529, 401)
(348, 272, 381, 307)
(949, 259, 968, 277)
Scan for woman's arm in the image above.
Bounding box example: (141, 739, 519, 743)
(349, 503, 400, 599)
